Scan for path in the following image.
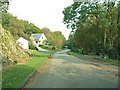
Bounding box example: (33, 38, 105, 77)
(26, 50, 118, 88)
(35, 46, 49, 52)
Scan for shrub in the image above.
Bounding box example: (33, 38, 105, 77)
(29, 41, 37, 50)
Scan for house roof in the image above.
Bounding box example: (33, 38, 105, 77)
(30, 33, 45, 41)
(17, 37, 29, 43)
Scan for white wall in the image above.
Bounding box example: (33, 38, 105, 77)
(19, 42, 29, 49)
(17, 37, 29, 49)
(39, 34, 47, 45)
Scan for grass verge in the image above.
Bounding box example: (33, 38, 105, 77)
(67, 51, 81, 56)
(2, 50, 51, 88)
(94, 57, 119, 65)
(68, 51, 119, 66)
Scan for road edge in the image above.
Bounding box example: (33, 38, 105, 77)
(19, 55, 52, 89)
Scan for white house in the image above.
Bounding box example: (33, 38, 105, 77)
(17, 37, 29, 49)
(30, 33, 47, 46)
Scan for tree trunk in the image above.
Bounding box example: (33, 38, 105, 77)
(104, 29, 107, 48)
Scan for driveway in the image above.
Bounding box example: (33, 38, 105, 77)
(26, 50, 118, 88)
(35, 46, 49, 52)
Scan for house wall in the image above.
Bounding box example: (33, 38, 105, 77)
(19, 42, 29, 49)
(39, 34, 47, 45)
(19, 41, 29, 49)
(30, 34, 47, 46)
(17, 37, 29, 49)
(39, 39, 44, 45)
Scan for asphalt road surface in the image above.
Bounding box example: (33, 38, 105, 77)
(26, 50, 118, 88)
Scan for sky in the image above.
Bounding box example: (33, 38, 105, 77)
(8, 0, 74, 39)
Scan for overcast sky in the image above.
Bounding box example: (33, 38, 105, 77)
(8, 0, 74, 39)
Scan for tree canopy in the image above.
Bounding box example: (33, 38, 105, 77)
(42, 27, 66, 50)
(2, 12, 43, 40)
(63, 0, 120, 59)
(1, 0, 66, 50)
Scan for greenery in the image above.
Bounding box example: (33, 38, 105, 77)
(0, 0, 9, 12)
(0, 27, 30, 65)
(2, 12, 43, 40)
(29, 41, 37, 50)
(2, 12, 66, 50)
(68, 51, 119, 65)
(41, 44, 53, 50)
(2, 50, 51, 88)
(67, 51, 80, 56)
(94, 57, 119, 65)
(63, 1, 120, 59)
(42, 27, 66, 50)
(1, 0, 66, 51)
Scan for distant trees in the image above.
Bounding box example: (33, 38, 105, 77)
(63, 1, 119, 59)
(52, 31, 65, 49)
(23, 21, 42, 35)
(2, 12, 42, 40)
(42, 27, 66, 50)
(2, 12, 66, 50)
(1, 0, 66, 50)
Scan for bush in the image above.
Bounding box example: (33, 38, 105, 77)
(71, 47, 86, 54)
(107, 49, 118, 59)
(29, 41, 37, 50)
(41, 45, 53, 50)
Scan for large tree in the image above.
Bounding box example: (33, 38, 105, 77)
(2, 12, 42, 40)
(42, 27, 65, 50)
(63, 1, 119, 59)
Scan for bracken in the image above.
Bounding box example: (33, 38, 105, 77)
(0, 27, 29, 67)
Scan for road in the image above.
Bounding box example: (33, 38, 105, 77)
(26, 50, 118, 88)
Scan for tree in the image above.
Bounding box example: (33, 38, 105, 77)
(0, 0, 9, 27)
(63, 1, 119, 59)
(52, 31, 65, 49)
(2, 12, 42, 40)
(117, 1, 120, 58)
(23, 21, 42, 35)
(0, 0, 9, 12)
(42, 27, 54, 46)
(2, 12, 11, 30)
(42, 27, 65, 50)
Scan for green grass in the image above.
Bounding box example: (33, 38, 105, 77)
(94, 57, 119, 65)
(68, 51, 119, 65)
(67, 51, 81, 56)
(2, 50, 51, 88)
